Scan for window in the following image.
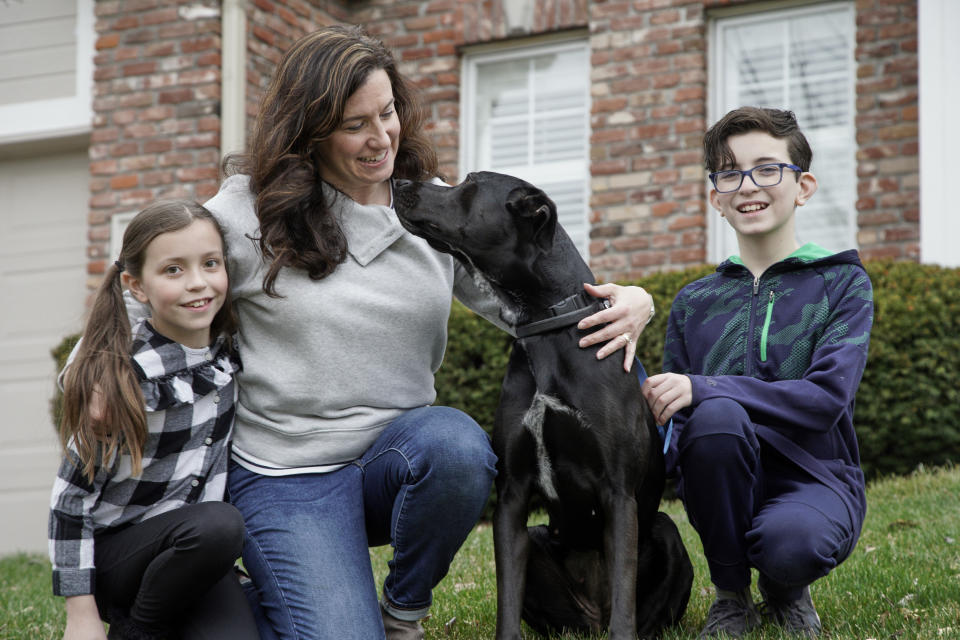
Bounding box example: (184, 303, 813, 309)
(0, 0, 94, 143)
(110, 211, 137, 261)
(461, 37, 590, 255)
(709, 2, 856, 260)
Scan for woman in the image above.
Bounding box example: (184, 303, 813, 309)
(209, 25, 656, 640)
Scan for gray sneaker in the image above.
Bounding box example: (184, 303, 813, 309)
(699, 588, 760, 638)
(758, 578, 821, 638)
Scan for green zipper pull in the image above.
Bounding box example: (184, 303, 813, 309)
(760, 290, 774, 362)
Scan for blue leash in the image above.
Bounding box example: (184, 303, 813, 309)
(634, 359, 673, 456)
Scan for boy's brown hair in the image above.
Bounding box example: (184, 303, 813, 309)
(703, 107, 813, 174)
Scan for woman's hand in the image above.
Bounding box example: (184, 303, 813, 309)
(577, 282, 656, 372)
(63, 595, 107, 640)
(641, 372, 692, 425)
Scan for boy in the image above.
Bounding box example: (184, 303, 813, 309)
(642, 107, 873, 639)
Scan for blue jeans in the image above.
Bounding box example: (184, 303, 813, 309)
(227, 406, 497, 640)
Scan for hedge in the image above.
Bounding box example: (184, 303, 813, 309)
(435, 261, 960, 481)
(51, 261, 959, 481)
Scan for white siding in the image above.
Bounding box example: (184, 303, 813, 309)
(0, 148, 89, 555)
(0, 0, 94, 142)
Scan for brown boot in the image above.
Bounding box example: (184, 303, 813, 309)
(380, 602, 425, 640)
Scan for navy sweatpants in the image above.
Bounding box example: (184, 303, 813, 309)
(676, 398, 860, 600)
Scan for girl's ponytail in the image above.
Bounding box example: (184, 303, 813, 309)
(59, 260, 147, 482)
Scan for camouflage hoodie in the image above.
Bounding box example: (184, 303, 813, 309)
(663, 243, 873, 526)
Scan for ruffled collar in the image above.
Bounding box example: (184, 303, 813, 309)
(321, 180, 405, 267)
(130, 320, 241, 412)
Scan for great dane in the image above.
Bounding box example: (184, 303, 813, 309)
(393, 172, 692, 639)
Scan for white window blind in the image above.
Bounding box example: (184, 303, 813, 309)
(461, 39, 590, 255)
(709, 2, 856, 260)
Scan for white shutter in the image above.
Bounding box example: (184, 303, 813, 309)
(462, 40, 590, 255)
(710, 2, 856, 259)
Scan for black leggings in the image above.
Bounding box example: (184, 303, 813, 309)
(94, 501, 258, 639)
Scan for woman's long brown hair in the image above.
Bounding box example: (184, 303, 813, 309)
(59, 200, 236, 482)
(224, 24, 439, 297)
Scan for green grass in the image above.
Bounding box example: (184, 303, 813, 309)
(5, 466, 959, 639)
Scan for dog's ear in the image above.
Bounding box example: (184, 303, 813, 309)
(506, 188, 557, 252)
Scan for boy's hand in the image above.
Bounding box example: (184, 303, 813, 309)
(63, 595, 107, 640)
(642, 373, 692, 424)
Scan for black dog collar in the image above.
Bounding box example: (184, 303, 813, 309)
(515, 291, 609, 338)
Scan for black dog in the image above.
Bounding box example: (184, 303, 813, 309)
(394, 172, 692, 639)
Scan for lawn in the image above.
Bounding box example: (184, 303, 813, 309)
(3, 465, 958, 639)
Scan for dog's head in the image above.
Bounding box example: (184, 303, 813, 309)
(393, 171, 561, 293)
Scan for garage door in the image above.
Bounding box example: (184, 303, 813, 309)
(0, 147, 88, 555)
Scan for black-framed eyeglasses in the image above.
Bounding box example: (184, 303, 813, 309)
(708, 162, 802, 193)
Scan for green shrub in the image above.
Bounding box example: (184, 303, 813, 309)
(50, 261, 960, 481)
(855, 261, 960, 477)
(435, 303, 514, 434)
(49, 334, 80, 432)
(436, 262, 960, 481)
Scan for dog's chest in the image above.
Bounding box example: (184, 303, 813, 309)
(521, 392, 596, 503)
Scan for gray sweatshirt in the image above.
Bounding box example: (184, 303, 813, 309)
(205, 175, 505, 474)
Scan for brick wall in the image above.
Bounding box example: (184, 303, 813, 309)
(243, 1, 348, 128)
(854, 0, 919, 260)
(89, 0, 224, 289)
(87, 0, 921, 291)
(588, 1, 708, 281)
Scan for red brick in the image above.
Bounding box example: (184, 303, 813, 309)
(90, 159, 118, 175)
(611, 237, 651, 252)
(110, 175, 139, 189)
(652, 202, 678, 217)
(158, 88, 194, 104)
(122, 61, 156, 76)
(96, 34, 121, 50)
(876, 123, 917, 140)
(175, 167, 220, 182)
(859, 246, 902, 261)
(668, 215, 705, 231)
(668, 248, 706, 263)
(630, 251, 669, 267)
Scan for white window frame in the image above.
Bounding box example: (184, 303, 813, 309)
(919, 0, 960, 268)
(460, 35, 591, 256)
(707, 1, 857, 262)
(110, 211, 137, 261)
(0, 0, 95, 143)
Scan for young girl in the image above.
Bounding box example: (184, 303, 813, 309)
(48, 200, 258, 640)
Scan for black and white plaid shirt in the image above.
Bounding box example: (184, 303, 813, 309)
(48, 320, 241, 597)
